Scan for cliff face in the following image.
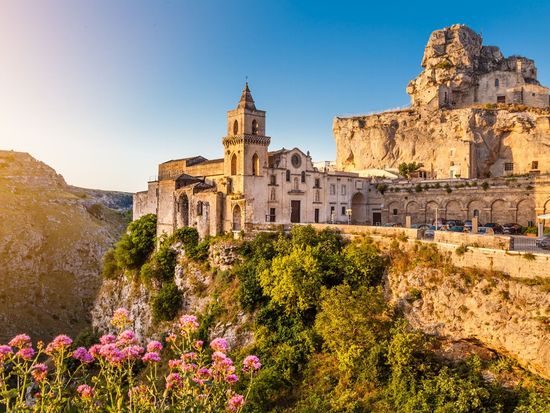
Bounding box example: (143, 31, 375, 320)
(333, 107, 550, 178)
(0, 151, 131, 342)
(387, 266, 550, 379)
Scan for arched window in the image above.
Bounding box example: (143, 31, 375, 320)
(286, 170, 291, 182)
(233, 120, 239, 135)
(252, 119, 258, 135)
(301, 171, 306, 183)
(196, 201, 203, 216)
(252, 153, 260, 176)
(293, 177, 299, 190)
(495, 78, 500, 88)
(231, 153, 237, 175)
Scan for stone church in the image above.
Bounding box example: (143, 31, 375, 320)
(133, 84, 372, 238)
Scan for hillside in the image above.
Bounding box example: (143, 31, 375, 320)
(0, 150, 131, 342)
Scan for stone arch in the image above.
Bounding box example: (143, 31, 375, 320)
(425, 201, 440, 224)
(445, 200, 463, 221)
(231, 153, 237, 176)
(251, 119, 258, 135)
(405, 201, 421, 225)
(251, 153, 260, 176)
(490, 199, 509, 223)
(516, 198, 535, 226)
(467, 199, 487, 224)
(544, 199, 550, 214)
(351, 192, 366, 224)
(179, 194, 189, 227)
(387, 201, 401, 223)
(232, 204, 242, 231)
(233, 120, 239, 135)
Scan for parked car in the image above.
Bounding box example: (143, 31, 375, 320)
(535, 236, 550, 250)
(424, 226, 436, 238)
(502, 223, 523, 235)
(446, 220, 464, 227)
(449, 226, 465, 232)
(484, 223, 503, 234)
(382, 223, 401, 227)
(412, 223, 431, 230)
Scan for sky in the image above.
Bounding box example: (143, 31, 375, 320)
(1, 0, 549, 192)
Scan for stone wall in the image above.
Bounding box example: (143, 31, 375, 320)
(433, 231, 512, 250)
(305, 223, 420, 240)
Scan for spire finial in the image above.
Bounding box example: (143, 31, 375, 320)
(238, 79, 256, 110)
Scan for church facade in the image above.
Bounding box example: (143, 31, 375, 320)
(133, 84, 372, 238)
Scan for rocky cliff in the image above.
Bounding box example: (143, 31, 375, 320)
(387, 265, 550, 379)
(333, 24, 550, 178)
(0, 150, 131, 342)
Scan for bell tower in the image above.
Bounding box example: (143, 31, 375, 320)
(223, 83, 270, 193)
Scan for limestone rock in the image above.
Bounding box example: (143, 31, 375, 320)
(386, 267, 550, 379)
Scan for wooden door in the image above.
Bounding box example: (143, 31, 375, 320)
(291, 200, 301, 223)
(372, 212, 382, 226)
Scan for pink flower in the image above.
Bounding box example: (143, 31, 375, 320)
(242, 355, 261, 373)
(99, 334, 116, 345)
(117, 330, 137, 346)
(196, 367, 211, 380)
(210, 338, 228, 353)
(227, 394, 245, 412)
(45, 335, 73, 353)
(168, 359, 183, 370)
(166, 372, 182, 389)
(16, 347, 35, 361)
(73, 347, 94, 364)
(146, 340, 163, 353)
(0, 345, 13, 361)
(88, 344, 102, 357)
(194, 340, 204, 350)
(31, 363, 48, 382)
(9, 334, 31, 348)
(111, 308, 131, 329)
(99, 344, 124, 365)
(142, 352, 161, 363)
(212, 351, 227, 362)
(225, 374, 239, 384)
(77, 384, 94, 399)
(121, 345, 145, 360)
(181, 351, 197, 361)
(179, 315, 199, 332)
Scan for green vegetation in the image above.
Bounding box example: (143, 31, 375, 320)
(398, 162, 423, 179)
(151, 282, 182, 321)
(376, 183, 388, 194)
(482, 181, 490, 191)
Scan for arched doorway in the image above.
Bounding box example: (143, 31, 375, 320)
(232, 205, 242, 231)
(405, 201, 420, 225)
(180, 194, 189, 227)
(468, 200, 486, 224)
(491, 199, 509, 224)
(516, 198, 534, 226)
(351, 193, 366, 224)
(445, 200, 462, 221)
(425, 201, 439, 225)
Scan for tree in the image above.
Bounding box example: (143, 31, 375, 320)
(113, 214, 157, 270)
(399, 162, 424, 179)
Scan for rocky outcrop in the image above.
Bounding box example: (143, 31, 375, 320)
(387, 266, 550, 379)
(0, 150, 131, 342)
(333, 106, 550, 178)
(91, 241, 253, 348)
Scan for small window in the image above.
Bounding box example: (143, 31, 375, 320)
(197, 201, 203, 216)
(532, 93, 536, 97)
(329, 184, 336, 195)
(269, 208, 276, 222)
(504, 162, 514, 172)
(532, 161, 539, 170)
(314, 190, 320, 202)
(341, 185, 347, 196)
(355, 180, 363, 189)
(231, 153, 237, 175)
(252, 119, 258, 135)
(270, 174, 276, 185)
(497, 95, 506, 103)
(393, 208, 398, 216)
(341, 206, 346, 215)
(301, 171, 306, 183)
(495, 78, 500, 88)
(233, 120, 239, 135)
(286, 170, 291, 182)
(252, 153, 260, 176)
(314, 178, 320, 188)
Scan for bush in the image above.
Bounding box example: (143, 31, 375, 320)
(151, 282, 182, 321)
(481, 181, 490, 191)
(341, 241, 385, 287)
(101, 249, 120, 279)
(173, 227, 199, 250)
(113, 214, 157, 270)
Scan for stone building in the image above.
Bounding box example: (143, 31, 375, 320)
(134, 84, 373, 238)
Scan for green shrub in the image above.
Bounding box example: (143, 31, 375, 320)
(113, 214, 157, 270)
(173, 227, 199, 250)
(455, 244, 469, 256)
(481, 181, 490, 191)
(101, 249, 120, 279)
(151, 282, 182, 321)
(376, 183, 388, 194)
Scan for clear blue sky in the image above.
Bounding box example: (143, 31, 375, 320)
(1, 0, 549, 191)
